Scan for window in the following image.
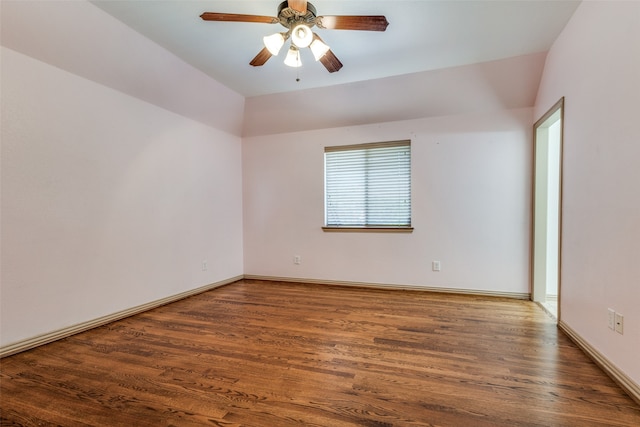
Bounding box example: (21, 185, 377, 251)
(324, 140, 412, 231)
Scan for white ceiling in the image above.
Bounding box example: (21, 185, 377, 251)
(91, 0, 581, 98)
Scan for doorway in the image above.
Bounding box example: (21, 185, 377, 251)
(532, 98, 564, 320)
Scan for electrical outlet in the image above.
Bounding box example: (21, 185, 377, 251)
(202, 260, 207, 271)
(615, 313, 624, 334)
(432, 260, 441, 272)
(294, 255, 301, 265)
(608, 308, 616, 330)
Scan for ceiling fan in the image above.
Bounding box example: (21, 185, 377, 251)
(200, 0, 389, 73)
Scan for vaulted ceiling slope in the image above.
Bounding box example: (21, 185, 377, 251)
(1, 0, 245, 136)
(3, 1, 580, 137)
(243, 52, 546, 136)
(91, 0, 580, 98)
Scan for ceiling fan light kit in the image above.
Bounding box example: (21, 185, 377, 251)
(284, 46, 302, 68)
(291, 24, 313, 48)
(310, 36, 330, 61)
(263, 32, 287, 56)
(200, 0, 389, 74)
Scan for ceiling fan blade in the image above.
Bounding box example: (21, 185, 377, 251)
(200, 12, 279, 24)
(316, 15, 389, 31)
(319, 49, 343, 73)
(288, 0, 308, 14)
(250, 47, 273, 67)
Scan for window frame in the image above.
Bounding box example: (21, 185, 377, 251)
(323, 140, 413, 233)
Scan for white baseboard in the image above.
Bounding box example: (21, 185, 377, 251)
(243, 275, 531, 300)
(0, 275, 243, 359)
(558, 320, 640, 406)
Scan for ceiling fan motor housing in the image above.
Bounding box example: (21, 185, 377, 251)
(277, 1, 318, 29)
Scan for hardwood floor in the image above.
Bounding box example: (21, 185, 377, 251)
(1, 279, 639, 426)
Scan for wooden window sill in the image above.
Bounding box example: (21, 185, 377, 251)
(322, 226, 414, 233)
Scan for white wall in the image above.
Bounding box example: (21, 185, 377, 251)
(533, 124, 550, 302)
(1, 46, 244, 345)
(243, 108, 533, 295)
(546, 120, 561, 297)
(535, 1, 640, 383)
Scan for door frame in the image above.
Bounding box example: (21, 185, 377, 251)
(531, 97, 565, 320)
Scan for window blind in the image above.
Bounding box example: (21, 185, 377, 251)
(325, 141, 411, 227)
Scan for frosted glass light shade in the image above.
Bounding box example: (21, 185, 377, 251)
(263, 33, 285, 55)
(284, 46, 302, 67)
(310, 38, 330, 60)
(291, 24, 313, 48)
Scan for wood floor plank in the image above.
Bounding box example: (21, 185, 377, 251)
(1, 279, 639, 426)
